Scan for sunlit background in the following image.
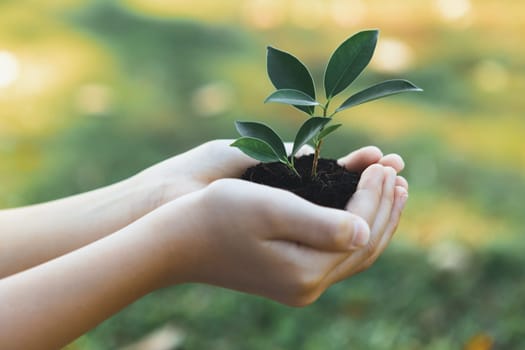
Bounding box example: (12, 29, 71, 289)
(1, 0, 524, 349)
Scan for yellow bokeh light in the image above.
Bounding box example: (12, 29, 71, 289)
(435, 0, 471, 21)
(0, 51, 20, 89)
(370, 38, 414, 73)
(329, 0, 366, 28)
(241, 0, 286, 30)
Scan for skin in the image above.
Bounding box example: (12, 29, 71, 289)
(0, 140, 408, 349)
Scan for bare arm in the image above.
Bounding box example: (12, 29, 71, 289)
(0, 140, 250, 278)
(0, 195, 189, 349)
(0, 177, 158, 277)
(0, 140, 405, 278)
(0, 163, 407, 350)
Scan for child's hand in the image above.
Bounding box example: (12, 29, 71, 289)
(134, 140, 406, 212)
(153, 162, 405, 306)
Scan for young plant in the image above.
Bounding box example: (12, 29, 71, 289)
(231, 29, 422, 178)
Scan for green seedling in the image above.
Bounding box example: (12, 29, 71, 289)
(231, 29, 422, 178)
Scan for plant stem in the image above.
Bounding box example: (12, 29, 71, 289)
(288, 163, 302, 179)
(311, 99, 331, 178)
(311, 139, 322, 178)
(322, 99, 331, 117)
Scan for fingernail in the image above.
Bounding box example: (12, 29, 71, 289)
(350, 218, 370, 248)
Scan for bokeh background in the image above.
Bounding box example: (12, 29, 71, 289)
(1, 0, 524, 349)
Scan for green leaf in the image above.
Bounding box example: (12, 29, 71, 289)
(292, 117, 331, 157)
(317, 123, 342, 140)
(264, 89, 320, 107)
(324, 30, 379, 99)
(336, 79, 423, 112)
(235, 121, 287, 162)
(230, 137, 283, 163)
(267, 46, 316, 115)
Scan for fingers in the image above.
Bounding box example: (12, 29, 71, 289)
(322, 165, 401, 285)
(196, 139, 260, 177)
(337, 146, 383, 172)
(378, 153, 405, 173)
(200, 145, 408, 291)
(337, 145, 405, 176)
(198, 140, 315, 179)
(206, 179, 371, 253)
(396, 175, 408, 190)
(266, 193, 370, 252)
(368, 167, 397, 247)
(345, 164, 386, 224)
(345, 165, 396, 253)
(353, 185, 408, 274)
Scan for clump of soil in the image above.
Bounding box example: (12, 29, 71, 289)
(241, 154, 360, 209)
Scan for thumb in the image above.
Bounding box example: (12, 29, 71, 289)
(270, 198, 370, 252)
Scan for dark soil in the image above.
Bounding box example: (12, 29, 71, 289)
(241, 154, 360, 210)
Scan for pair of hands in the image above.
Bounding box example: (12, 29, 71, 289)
(0, 139, 408, 350)
(134, 140, 408, 306)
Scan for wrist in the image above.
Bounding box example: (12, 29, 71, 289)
(144, 189, 210, 288)
(129, 158, 203, 214)
(122, 174, 167, 217)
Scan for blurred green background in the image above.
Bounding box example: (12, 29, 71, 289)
(1, 0, 524, 349)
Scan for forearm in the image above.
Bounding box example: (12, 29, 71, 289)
(0, 200, 192, 350)
(0, 176, 161, 277)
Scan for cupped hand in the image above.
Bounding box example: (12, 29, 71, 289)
(156, 162, 407, 306)
(155, 178, 369, 306)
(323, 147, 409, 285)
(133, 140, 311, 210)
(131, 140, 254, 210)
(133, 140, 406, 213)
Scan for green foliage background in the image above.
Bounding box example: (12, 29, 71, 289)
(1, 1, 524, 349)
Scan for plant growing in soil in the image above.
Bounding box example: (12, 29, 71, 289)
(231, 29, 422, 209)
